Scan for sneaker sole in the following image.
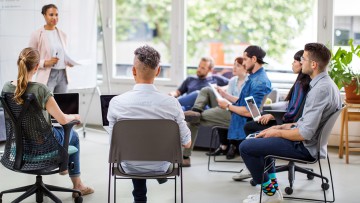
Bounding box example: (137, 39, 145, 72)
(232, 175, 252, 181)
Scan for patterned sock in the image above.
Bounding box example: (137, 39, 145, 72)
(262, 180, 276, 196)
(269, 173, 279, 190)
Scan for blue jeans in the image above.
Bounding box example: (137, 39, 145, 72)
(239, 137, 314, 184)
(178, 91, 199, 111)
(132, 179, 147, 202)
(53, 127, 80, 177)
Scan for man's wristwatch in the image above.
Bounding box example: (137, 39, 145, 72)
(226, 103, 231, 111)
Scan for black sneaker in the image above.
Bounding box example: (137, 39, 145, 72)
(206, 146, 228, 156)
(226, 144, 236, 159)
(157, 178, 168, 184)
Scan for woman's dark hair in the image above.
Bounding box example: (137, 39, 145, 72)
(293, 50, 304, 62)
(285, 50, 311, 101)
(41, 4, 58, 15)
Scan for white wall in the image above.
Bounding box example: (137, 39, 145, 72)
(0, 0, 97, 89)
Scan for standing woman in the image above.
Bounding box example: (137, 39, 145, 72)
(29, 4, 73, 93)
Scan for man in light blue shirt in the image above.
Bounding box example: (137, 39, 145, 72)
(107, 45, 191, 203)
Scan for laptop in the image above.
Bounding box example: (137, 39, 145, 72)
(52, 93, 79, 126)
(244, 96, 261, 122)
(100, 95, 117, 134)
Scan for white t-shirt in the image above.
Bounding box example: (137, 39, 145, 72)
(46, 30, 66, 70)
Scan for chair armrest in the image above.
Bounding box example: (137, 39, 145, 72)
(59, 120, 80, 172)
(61, 120, 80, 150)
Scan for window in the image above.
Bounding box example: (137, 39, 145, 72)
(186, 0, 318, 91)
(333, 0, 360, 47)
(114, 0, 172, 79)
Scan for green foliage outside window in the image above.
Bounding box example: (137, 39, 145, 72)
(116, 0, 314, 62)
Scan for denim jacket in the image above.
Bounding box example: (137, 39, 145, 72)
(227, 68, 272, 140)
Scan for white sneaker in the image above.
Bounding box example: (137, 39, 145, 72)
(243, 190, 283, 203)
(232, 167, 252, 181)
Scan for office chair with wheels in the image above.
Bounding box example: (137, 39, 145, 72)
(0, 93, 82, 203)
(259, 105, 344, 203)
(108, 119, 184, 203)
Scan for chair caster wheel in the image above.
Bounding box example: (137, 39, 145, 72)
(307, 174, 314, 180)
(285, 187, 293, 195)
(321, 183, 329, 190)
(74, 196, 83, 203)
(250, 179, 257, 186)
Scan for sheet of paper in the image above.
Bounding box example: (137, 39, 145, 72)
(209, 83, 223, 99)
(64, 52, 81, 66)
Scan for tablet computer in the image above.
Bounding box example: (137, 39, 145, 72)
(244, 96, 261, 122)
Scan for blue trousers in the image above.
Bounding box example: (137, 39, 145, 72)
(239, 137, 314, 184)
(178, 91, 199, 111)
(132, 179, 147, 202)
(53, 127, 81, 177)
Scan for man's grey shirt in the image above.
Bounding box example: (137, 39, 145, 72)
(297, 71, 342, 158)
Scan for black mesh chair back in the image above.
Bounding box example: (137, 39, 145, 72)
(0, 93, 82, 203)
(0, 93, 68, 174)
(108, 119, 183, 203)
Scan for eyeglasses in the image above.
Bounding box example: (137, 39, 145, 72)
(300, 56, 310, 62)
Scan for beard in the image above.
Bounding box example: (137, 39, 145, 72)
(246, 63, 255, 74)
(197, 71, 207, 79)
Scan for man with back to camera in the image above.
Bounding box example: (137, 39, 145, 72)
(239, 43, 342, 203)
(107, 45, 191, 203)
(169, 56, 229, 111)
(181, 45, 272, 167)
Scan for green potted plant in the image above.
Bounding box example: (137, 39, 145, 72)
(329, 39, 360, 103)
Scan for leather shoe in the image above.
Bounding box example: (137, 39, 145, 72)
(226, 144, 236, 160)
(157, 178, 168, 184)
(206, 146, 228, 156)
(184, 110, 201, 123)
(182, 157, 191, 167)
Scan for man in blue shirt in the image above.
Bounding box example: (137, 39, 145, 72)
(240, 43, 341, 203)
(218, 45, 272, 152)
(169, 57, 229, 111)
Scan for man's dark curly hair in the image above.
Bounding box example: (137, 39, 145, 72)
(134, 45, 161, 69)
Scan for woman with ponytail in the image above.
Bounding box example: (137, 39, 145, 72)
(1, 47, 94, 198)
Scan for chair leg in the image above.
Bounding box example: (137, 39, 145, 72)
(0, 184, 34, 195)
(11, 185, 38, 203)
(114, 175, 117, 203)
(294, 166, 329, 183)
(0, 175, 79, 203)
(39, 185, 61, 203)
(180, 167, 183, 203)
(108, 164, 112, 203)
(174, 175, 177, 203)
